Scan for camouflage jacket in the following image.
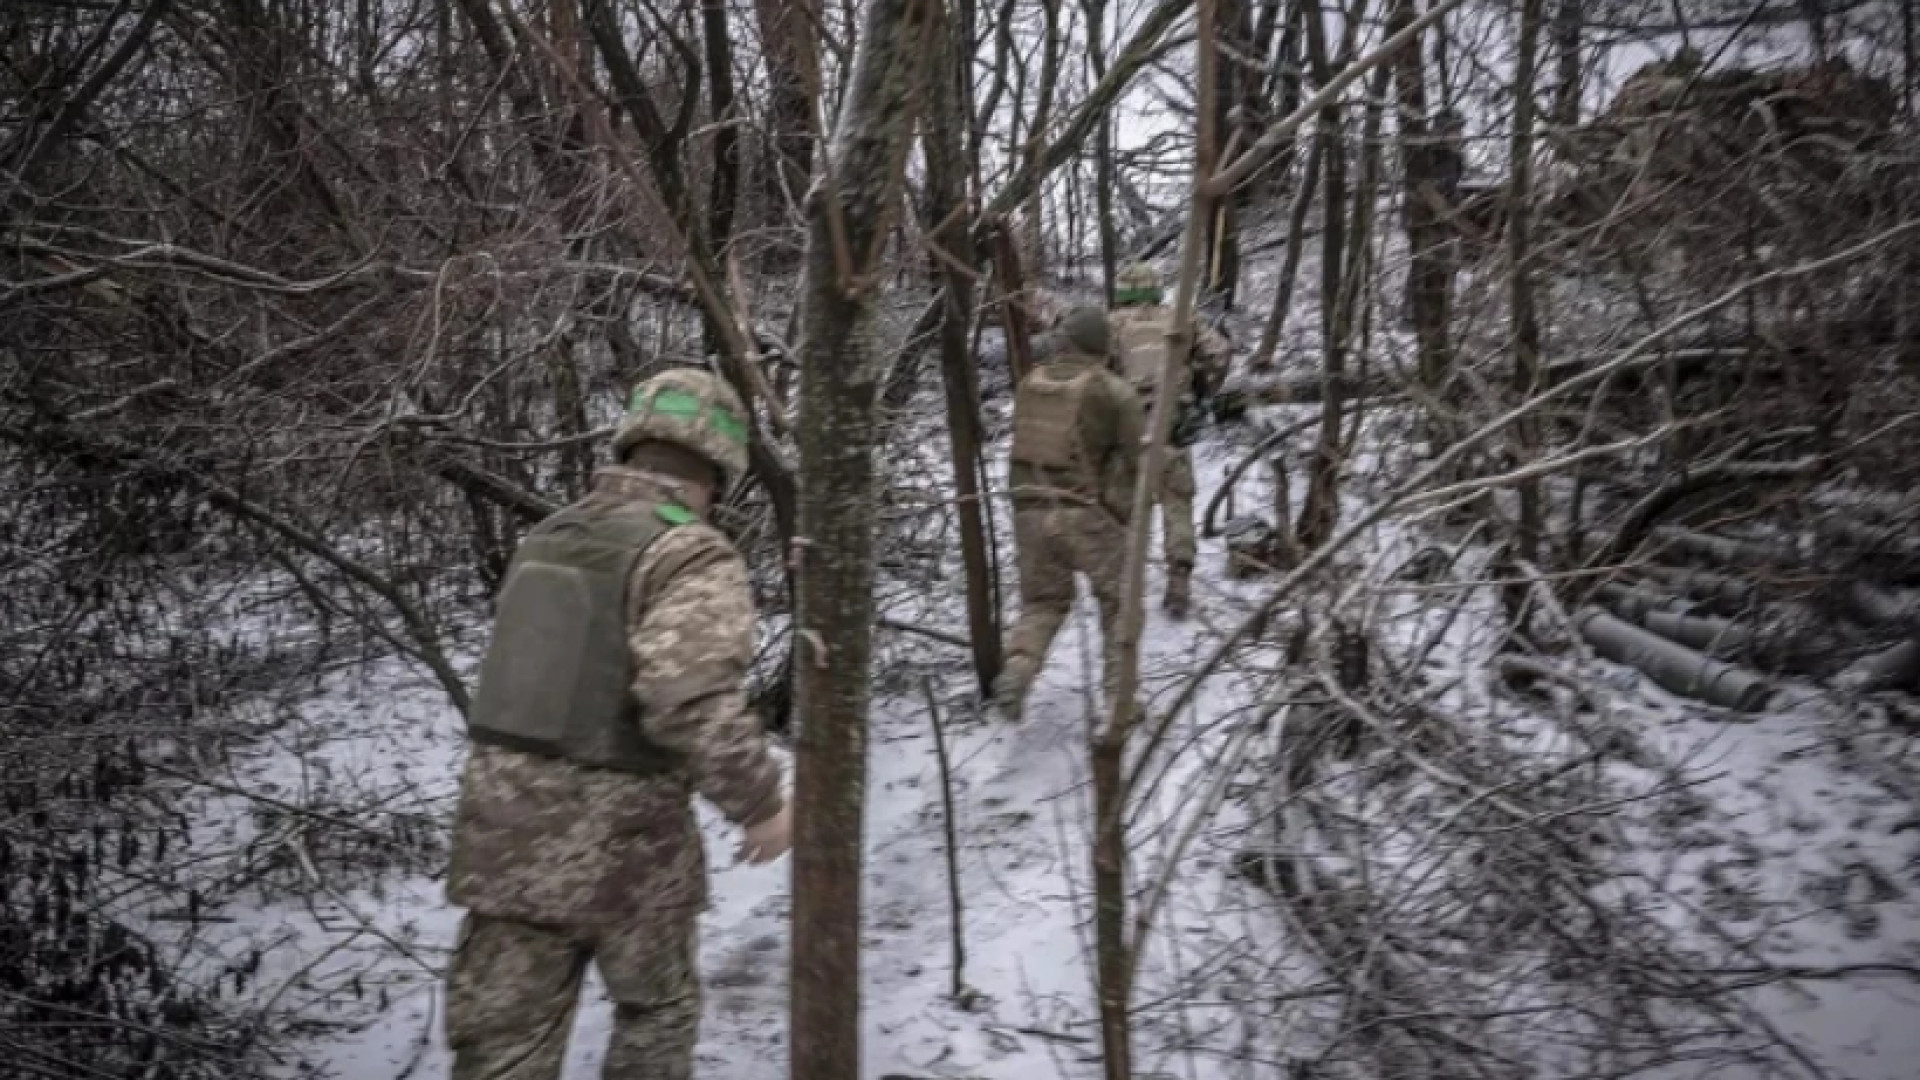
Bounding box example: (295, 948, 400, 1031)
(1108, 306, 1232, 400)
(445, 467, 783, 924)
(1008, 350, 1145, 519)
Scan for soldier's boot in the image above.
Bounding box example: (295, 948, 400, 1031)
(1163, 566, 1193, 620)
(998, 668, 1029, 718)
(989, 660, 1034, 723)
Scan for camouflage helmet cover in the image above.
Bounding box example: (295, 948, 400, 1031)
(611, 367, 751, 483)
(1118, 262, 1161, 291)
(1057, 304, 1112, 357)
(1116, 262, 1163, 306)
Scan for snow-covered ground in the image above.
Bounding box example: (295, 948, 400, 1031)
(197, 470, 1258, 1078)
(165, 419, 1920, 1080)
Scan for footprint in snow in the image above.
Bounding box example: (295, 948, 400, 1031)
(707, 933, 783, 991)
(986, 713, 1081, 789)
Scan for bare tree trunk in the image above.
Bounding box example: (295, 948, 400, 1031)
(1390, 0, 1454, 403)
(1336, 63, 1390, 461)
(921, 680, 969, 996)
(1007, 19, 1032, 234)
(1247, 0, 1310, 371)
(789, 0, 930, 1073)
(977, 0, 1019, 170)
(1245, 0, 1306, 218)
(547, 0, 588, 136)
(1509, 0, 1545, 564)
(754, 0, 822, 214)
(700, 0, 804, 726)
(703, 0, 741, 257)
(920, 0, 1001, 695)
(540, 0, 597, 499)
(1206, 0, 1253, 307)
(1295, 1, 1347, 551)
(1550, 0, 1582, 130)
(1064, 146, 1084, 271)
(1023, 0, 1064, 272)
(1093, 1, 1223, 1075)
(1798, 0, 1830, 62)
(199, 0, 365, 248)
(1252, 0, 1286, 81)
(1082, 0, 1119, 302)
(1089, 725, 1131, 1080)
(701, 0, 741, 362)
(1343, 63, 1388, 341)
(548, 336, 594, 497)
(1249, 133, 1322, 372)
(1905, 0, 1916, 115)
(1263, 0, 1305, 153)
(990, 221, 1038, 385)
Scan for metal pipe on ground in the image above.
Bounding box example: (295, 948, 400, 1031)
(1575, 606, 1775, 713)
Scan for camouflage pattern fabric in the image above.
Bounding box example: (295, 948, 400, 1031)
(999, 505, 1130, 707)
(1116, 261, 1161, 296)
(1107, 306, 1230, 401)
(611, 368, 751, 485)
(1006, 350, 1145, 514)
(1160, 447, 1197, 571)
(444, 466, 782, 1079)
(444, 909, 698, 1080)
(445, 741, 708, 925)
(998, 349, 1146, 714)
(1106, 307, 1220, 574)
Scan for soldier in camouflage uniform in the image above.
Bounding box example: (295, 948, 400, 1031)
(1107, 262, 1232, 618)
(443, 368, 791, 1080)
(991, 305, 1146, 721)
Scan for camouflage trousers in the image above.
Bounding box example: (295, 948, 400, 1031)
(1000, 505, 1128, 706)
(445, 909, 699, 1080)
(1158, 447, 1197, 572)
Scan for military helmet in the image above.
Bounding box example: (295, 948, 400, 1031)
(1116, 263, 1163, 307)
(1057, 305, 1112, 357)
(612, 367, 751, 485)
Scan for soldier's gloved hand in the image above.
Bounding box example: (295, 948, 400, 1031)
(737, 801, 793, 865)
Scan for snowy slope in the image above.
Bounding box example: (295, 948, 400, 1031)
(178, 415, 1920, 1079)
(172, 210, 1920, 1080)
(192, 436, 1284, 1080)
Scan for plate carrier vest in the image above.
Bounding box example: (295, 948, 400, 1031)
(467, 498, 692, 775)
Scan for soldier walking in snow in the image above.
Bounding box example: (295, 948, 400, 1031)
(991, 305, 1147, 721)
(1106, 262, 1231, 618)
(442, 368, 792, 1080)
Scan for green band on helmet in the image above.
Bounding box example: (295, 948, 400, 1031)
(1115, 287, 1162, 307)
(647, 389, 704, 418)
(629, 380, 748, 451)
(656, 503, 696, 526)
(707, 405, 748, 444)
(631, 388, 747, 444)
